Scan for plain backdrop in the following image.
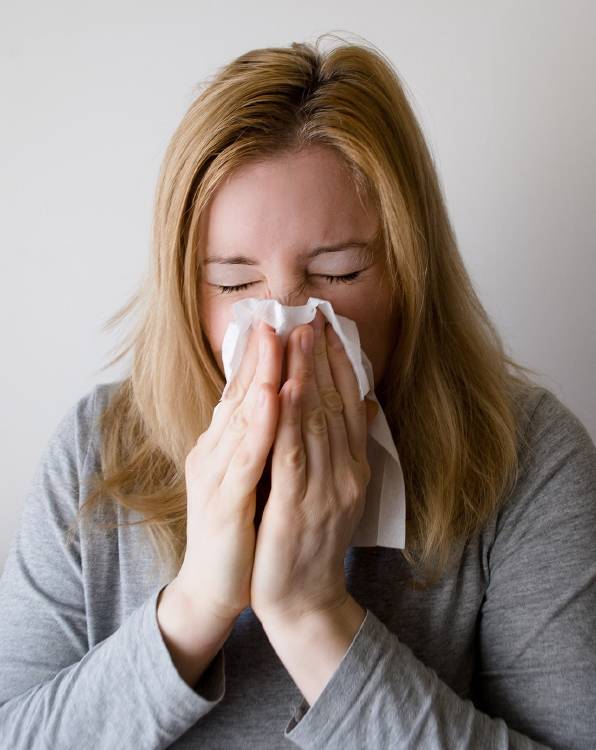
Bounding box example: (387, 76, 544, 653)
(1, 0, 595, 569)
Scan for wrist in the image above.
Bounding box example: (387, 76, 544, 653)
(258, 592, 365, 637)
(156, 578, 236, 688)
(258, 594, 367, 706)
(158, 578, 237, 646)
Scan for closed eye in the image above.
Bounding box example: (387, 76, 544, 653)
(212, 271, 363, 295)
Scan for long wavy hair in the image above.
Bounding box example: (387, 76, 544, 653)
(66, 33, 539, 587)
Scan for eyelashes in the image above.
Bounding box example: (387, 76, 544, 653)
(214, 271, 363, 295)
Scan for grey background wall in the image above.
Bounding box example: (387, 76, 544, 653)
(1, 0, 595, 569)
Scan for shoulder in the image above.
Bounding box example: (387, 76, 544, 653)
(494, 384, 596, 548)
(38, 380, 124, 483)
(516, 384, 596, 483)
(11, 380, 126, 542)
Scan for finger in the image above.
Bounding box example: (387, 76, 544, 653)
(219, 381, 280, 505)
(325, 324, 368, 463)
(286, 321, 331, 478)
(205, 321, 280, 448)
(204, 321, 261, 442)
(310, 310, 351, 466)
(244, 323, 282, 417)
(208, 327, 281, 476)
(269, 378, 306, 508)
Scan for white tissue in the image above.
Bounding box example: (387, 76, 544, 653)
(220, 297, 406, 549)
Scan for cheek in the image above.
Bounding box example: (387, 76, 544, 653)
(338, 297, 396, 387)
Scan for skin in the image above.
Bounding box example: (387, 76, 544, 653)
(198, 145, 397, 390)
(194, 144, 399, 706)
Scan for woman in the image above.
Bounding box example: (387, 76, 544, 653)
(1, 36, 594, 749)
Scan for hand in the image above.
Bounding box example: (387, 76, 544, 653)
(174, 319, 283, 626)
(250, 309, 377, 625)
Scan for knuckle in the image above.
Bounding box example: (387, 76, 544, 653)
(305, 406, 327, 435)
(233, 447, 253, 470)
(354, 398, 367, 420)
(284, 445, 306, 470)
(321, 388, 343, 415)
(314, 336, 327, 358)
(296, 361, 313, 379)
(229, 407, 248, 434)
(359, 461, 372, 486)
(223, 378, 243, 404)
(338, 471, 365, 505)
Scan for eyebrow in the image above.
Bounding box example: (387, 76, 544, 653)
(203, 240, 373, 265)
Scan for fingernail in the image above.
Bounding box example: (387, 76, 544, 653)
(301, 326, 313, 354)
(367, 398, 379, 419)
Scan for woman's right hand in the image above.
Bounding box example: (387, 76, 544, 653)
(171, 319, 282, 628)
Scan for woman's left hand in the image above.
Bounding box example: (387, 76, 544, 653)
(250, 309, 377, 625)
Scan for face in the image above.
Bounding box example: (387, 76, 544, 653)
(198, 145, 398, 390)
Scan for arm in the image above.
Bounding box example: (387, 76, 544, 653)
(0, 388, 226, 749)
(157, 577, 234, 689)
(272, 390, 596, 749)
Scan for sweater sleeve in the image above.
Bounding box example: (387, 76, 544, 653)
(283, 389, 596, 749)
(0, 387, 226, 749)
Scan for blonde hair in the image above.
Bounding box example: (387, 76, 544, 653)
(67, 33, 539, 587)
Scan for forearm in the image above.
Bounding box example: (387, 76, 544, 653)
(259, 594, 366, 706)
(0, 586, 226, 749)
(271, 605, 553, 749)
(156, 579, 235, 690)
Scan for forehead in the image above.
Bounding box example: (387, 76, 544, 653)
(198, 147, 378, 259)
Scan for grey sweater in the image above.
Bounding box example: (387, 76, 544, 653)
(0, 381, 595, 749)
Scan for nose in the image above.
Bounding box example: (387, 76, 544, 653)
(267, 288, 310, 308)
